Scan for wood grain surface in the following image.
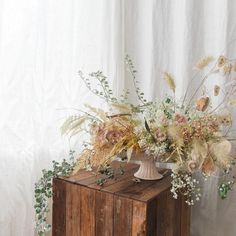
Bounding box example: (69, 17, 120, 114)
(53, 161, 191, 236)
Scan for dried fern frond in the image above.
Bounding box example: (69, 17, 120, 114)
(72, 149, 93, 174)
(111, 103, 132, 114)
(61, 115, 88, 136)
(91, 146, 114, 167)
(164, 72, 176, 92)
(194, 56, 214, 70)
(61, 116, 74, 134)
(85, 104, 108, 121)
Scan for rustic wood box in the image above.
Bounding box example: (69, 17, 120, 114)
(52, 161, 190, 236)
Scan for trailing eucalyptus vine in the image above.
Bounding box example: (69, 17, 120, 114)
(34, 150, 75, 236)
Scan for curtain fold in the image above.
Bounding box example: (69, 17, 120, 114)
(0, 0, 235, 235)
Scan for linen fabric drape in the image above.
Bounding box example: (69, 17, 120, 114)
(0, 0, 236, 235)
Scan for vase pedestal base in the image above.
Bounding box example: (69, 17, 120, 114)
(134, 157, 163, 180)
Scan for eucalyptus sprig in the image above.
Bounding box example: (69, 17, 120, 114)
(34, 150, 75, 236)
(79, 70, 131, 105)
(79, 70, 118, 104)
(125, 55, 147, 104)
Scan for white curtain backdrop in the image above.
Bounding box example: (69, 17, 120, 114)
(0, 0, 236, 235)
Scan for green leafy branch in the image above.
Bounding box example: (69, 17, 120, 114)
(78, 70, 118, 104)
(34, 150, 75, 236)
(125, 55, 147, 105)
(218, 160, 236, 199)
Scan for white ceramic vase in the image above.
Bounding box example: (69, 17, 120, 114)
(134, 156, 163, 180)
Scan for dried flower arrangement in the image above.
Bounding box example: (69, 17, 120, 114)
(35, 55, 236, 235)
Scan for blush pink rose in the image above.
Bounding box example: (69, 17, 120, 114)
(174, 114, 187, 124)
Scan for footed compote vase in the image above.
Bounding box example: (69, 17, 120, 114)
(133, 154, 163, 180)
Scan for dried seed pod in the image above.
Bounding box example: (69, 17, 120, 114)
(214, 85, 220, 96)
(223, 64, 232, 75)
(196, 97, 210, 112)
(218, 55, 227, 67)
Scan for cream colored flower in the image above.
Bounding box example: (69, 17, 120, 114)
(187, 160, 200, 173)
(188, 141, 208, 173)
(209, 139, 232, 166)
(200, 139, 231, 176)
(217, 114, 232, 125)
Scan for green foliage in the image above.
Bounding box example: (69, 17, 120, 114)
(79, 70, 118, 104)
(34, 150, 75, 236)
(96, 163, 125, 186)
(218, 181, 234, 199)
(79, 69, 131, 105)
(125, 55, 147, 104)
(218, 161, 235, 199)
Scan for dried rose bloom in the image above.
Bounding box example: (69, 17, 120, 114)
(155, 128, 167, 141)
(174, 113, 187, 124)
(105, 130, 124, 144)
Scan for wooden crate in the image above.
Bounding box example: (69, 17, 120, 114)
(52, 161, 190, 236)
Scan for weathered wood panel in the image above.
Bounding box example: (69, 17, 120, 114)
(132, 201, 147, 236)
(52, 179, 66, 236)
(66, 183, 81, 236)
(53, 161, 191, 236)
(180, 195, 191, 236)
(80, 187, 96, 236)
(95, 191, 114, 236)
(113, 196, 133, 236)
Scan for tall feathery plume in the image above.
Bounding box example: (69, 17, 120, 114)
(194, 56, 214, 70)
(164, 72, 176, 92)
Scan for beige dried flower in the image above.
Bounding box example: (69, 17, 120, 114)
(187, 160, 200, 173)
(194, 56, 214, 70)
(218, 55, 227, 67)
(223, 64, 232, 75)
(209, 139, 232, 166)
(214, 85, 220, 96)
(218, 114, 232, 125)
(164, 72, 176, 92)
